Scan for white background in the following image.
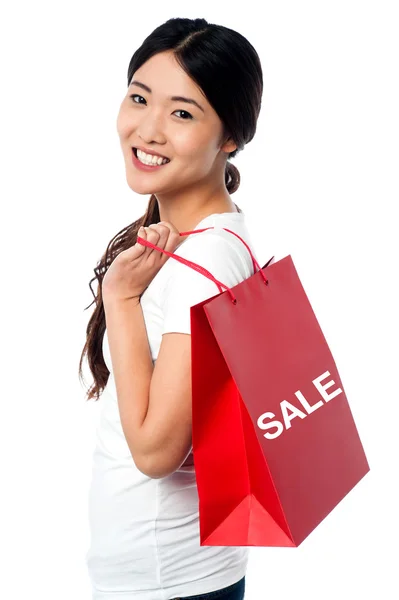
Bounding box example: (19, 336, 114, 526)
(1, 1, 398, 598)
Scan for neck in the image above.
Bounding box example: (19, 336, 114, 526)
(154, 184, 238, 242)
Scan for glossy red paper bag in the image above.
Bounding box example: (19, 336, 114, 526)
(138, 226, 370, 548)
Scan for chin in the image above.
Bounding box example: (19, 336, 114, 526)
(125, 175, 159, 195)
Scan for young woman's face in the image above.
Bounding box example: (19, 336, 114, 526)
(116, 50, 236, 195)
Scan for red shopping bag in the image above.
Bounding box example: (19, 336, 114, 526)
(138, 225, 370, 548)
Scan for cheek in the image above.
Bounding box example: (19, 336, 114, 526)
(172, 130, 215, 165)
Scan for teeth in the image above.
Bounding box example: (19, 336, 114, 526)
(136, 149, 169, 166)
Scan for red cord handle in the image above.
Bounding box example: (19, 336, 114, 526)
(137, 226, 271, 304)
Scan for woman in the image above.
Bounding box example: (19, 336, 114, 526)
(79, 16, 263, 600)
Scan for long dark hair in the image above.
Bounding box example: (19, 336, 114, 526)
(79, 17, 263, 401)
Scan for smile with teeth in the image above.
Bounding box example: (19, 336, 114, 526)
(135, 148, 170, 166)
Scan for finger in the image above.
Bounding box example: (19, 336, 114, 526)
(158, 221, 180, 236)
(147, 223, 174, 240)
(133, 226, 148, 253)
(152, 226, 181, 260)
(162, 225, 181, 254)
(140, 225, 164, 260)
(150, 224, 172, 250)
(158, 222, 182, 249)
(140, 223, 180, 263)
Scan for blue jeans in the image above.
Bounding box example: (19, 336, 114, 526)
(169, 576, 245, 600)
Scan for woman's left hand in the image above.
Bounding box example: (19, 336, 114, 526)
(102, 221, 181, 304)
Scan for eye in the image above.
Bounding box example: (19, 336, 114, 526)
(129, 95, 193, 120)
(173, 110, 193, 120)
(130, 94, 146, 104)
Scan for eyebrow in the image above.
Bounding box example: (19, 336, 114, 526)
(129, 80, 205, 113)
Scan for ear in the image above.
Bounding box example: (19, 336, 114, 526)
(221, 137, 237, 154)
(218, 128, 237, 155)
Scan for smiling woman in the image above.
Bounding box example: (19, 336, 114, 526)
(80, 15, 263, 600)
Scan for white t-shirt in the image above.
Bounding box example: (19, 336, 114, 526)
(86, 210, 259, 600)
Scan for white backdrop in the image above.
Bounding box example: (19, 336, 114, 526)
(1, 1, 398, 598)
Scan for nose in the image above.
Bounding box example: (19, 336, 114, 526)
(136, 109, 166, 146)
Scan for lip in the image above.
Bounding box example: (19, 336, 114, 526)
(131, 147, 170, 172)
(133, 145, 170, 160)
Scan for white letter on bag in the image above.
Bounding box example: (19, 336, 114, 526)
(295, 390, 324, 414)
(257, 412, 284, 440)
(280, 400, 307, 430)
(313, 371, 343, 403)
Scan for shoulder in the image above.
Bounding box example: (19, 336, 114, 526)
(164, 228, 251, 289)
(159, 224, 255, 333)
(176, 228, 236, 259)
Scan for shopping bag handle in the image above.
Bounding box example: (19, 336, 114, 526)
(137, 226, 273, 304)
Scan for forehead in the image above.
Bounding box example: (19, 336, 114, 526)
(130, 51, 204, 98)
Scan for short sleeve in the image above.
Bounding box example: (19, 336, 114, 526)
(160, 231, 250, 335)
